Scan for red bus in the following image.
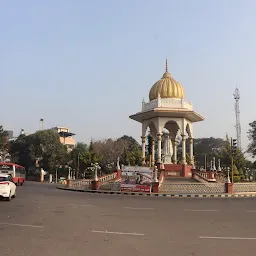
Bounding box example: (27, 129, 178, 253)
(0, 162, 26, 185)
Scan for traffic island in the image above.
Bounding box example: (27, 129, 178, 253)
(56, 186, 256, 198)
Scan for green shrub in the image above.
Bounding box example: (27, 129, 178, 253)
(233, 176, 241, 183)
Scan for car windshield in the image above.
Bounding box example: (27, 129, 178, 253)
(0, 177, 8, 182)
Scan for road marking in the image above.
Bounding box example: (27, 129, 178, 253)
(92, 230, 145, 236)
(124, 207, 154, 210)
(199, 236, 256, 240)
(184, 209, 220, 212)
(0, 223, 44, 228)
(68, 204, 93, 207)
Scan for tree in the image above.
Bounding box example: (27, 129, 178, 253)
(10, 130, 68, 175)
(0, 125, 8, 153)
(232, 164, 240, 182)
(179, 137, 226, 167)
(9, 134, 32, 168)
(117, 135, 141, 166)
(216, 135, 246, 169)
(92, 138, 126, 172)
(248, 121, 256, 157)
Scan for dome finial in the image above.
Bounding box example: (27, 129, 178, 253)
(165, 58, 168, 72)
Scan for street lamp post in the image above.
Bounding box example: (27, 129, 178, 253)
(217, 159, 221, 172)
(68, 167, 71, 180)
(153, 166, 158, 182)
(227, 167, 231, 183)
(210, 160, 213, 172)
(213, 157, 216, 172)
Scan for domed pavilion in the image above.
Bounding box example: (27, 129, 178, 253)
(129, 59, 204, 177)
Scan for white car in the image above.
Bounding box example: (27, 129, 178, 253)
(0, 174, 16, 201)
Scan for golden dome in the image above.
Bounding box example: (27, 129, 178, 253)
(149, 59, 185, 101)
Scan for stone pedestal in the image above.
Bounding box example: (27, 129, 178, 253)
(117, 169, 121, 180)
(91, 180, 100, 190)
(66, 179, 70, 188)
(191, 169, 196, 179)
(225, 182, 233, 194)
(209, 172, 215, 180)
(164, 155, 172, 164)
(152, 182, 159, 193)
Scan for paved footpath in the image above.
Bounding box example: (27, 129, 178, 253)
(1, 182, 256, 256)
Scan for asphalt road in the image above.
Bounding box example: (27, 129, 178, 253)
(1, 182, 256, 256)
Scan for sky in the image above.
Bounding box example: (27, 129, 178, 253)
(1, 0, 256, 150)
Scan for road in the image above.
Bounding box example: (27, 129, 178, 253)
(1, 182, 256, 256)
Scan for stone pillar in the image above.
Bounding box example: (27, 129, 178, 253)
(151, 139, 155, 166)
(181, 135, 187, 165)
(173, 139, 177, 164)
(141, 136, 146, 165)
(157, 133, 162, 163)
(189, 137, 194, 165)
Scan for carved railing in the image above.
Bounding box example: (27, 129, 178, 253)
(67, 172, 118, 190)
(98, 172, 117, 184)
(142, 98, 193, 112)
(194, 171, 216, 182)
(67, 179, 92, 189)
(193, 172, 209, 183)
(215, 173, 227, 183)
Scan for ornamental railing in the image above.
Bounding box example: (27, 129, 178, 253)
(142, 98, 193, 112)
(67, 172, 118, 190)
(159, 183, 226, 194)
(233, 183, 256, 193)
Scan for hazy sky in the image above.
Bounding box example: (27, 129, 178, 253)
(1, 0, 255, 149)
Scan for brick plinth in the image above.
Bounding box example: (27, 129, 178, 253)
(66, 180, 70, 188)
(209, 172, 215, 179)
(117, 169, 121, 179)
(225, 182, 233, 194)
(91, 180, 100, 190)
(191, 169, 196, 179)
(152, 182, 159, 193)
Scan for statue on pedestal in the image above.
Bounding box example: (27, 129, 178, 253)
(163, 134, 173, 164)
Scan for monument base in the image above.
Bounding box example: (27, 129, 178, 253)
(157, 163, 193, 178)
(163, 155, 172, 164)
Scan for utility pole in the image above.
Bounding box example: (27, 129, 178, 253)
(233, 88, 241, 150)
(77, 153, 80, 179)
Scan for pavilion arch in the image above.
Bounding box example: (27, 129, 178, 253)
(185, 122, 193, 139)
(163, 120, 180, 142)
(142, 119, 158, 138)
